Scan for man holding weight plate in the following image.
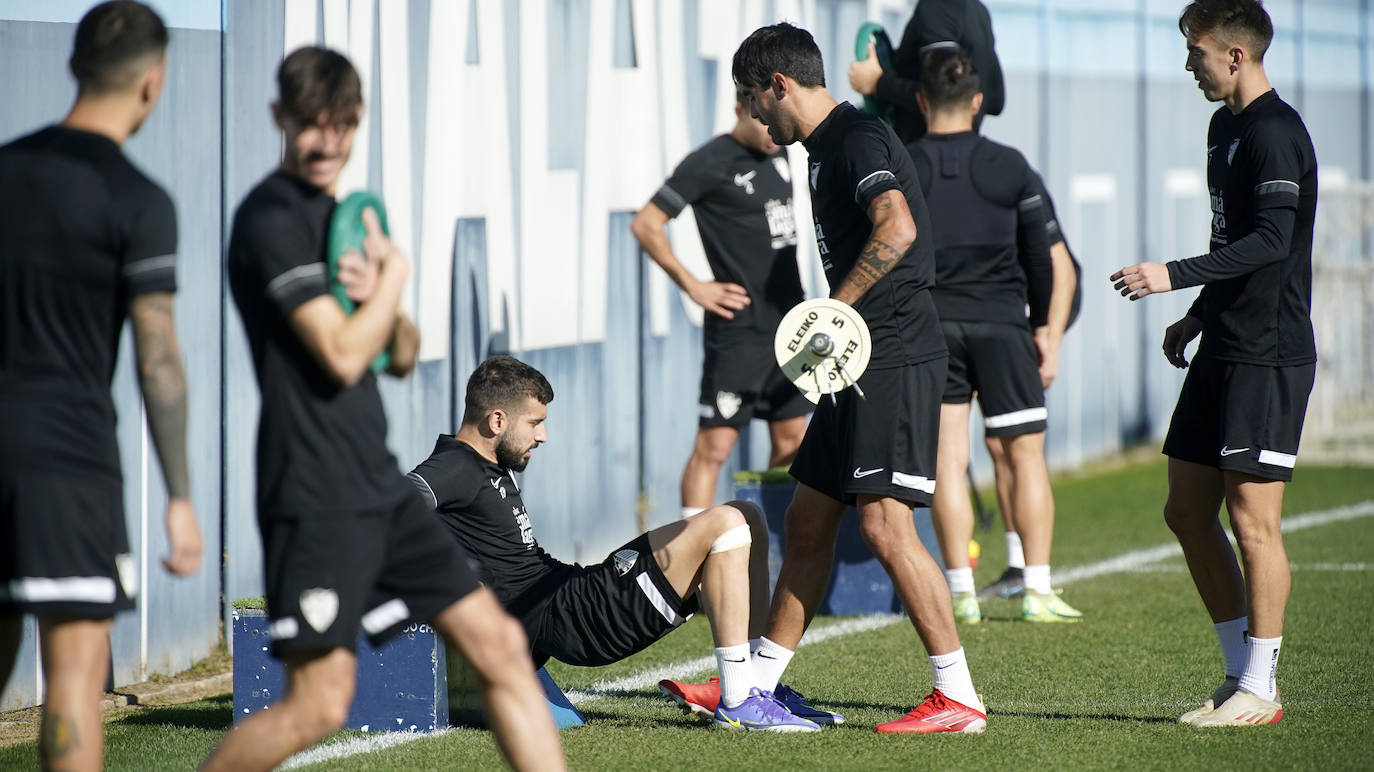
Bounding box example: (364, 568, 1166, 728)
(205, 46, 564, 772)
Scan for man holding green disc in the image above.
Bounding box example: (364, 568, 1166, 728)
(207, 46, 565, 772)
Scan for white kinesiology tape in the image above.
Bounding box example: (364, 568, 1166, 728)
(708, 523, 752, 554)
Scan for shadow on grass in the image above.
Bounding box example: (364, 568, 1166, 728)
(112, 695, 234, 732)
(987, 708, 1177, 725)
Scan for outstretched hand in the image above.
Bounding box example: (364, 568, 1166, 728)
(1110, 262, 1172, 300)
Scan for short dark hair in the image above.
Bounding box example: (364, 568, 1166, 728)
(1179, 0, 1274, 61)
(732, 23, 826, 92)
(463, 356, 555, 425)
(68, 1, 168, 95)
(276, 46, 363, 125)
(919, 49, 980, 111)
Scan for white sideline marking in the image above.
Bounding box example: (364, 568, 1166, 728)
(277, 728, 453, 770)
(1130, 562, 1370, 574)
(278, 498, 1374, 767)
(564, 614, 902, 705)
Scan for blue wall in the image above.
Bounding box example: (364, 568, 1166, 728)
(1, 0, 1369, 710)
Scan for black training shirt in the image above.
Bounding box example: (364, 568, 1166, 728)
(228, 170, 409, 517)
(0, 126, 177, 477)
(407, 436, 576, 623)
(1029, 171, 1083, 330)
(1167, 90, 1317, 366)
(877, 0, 1005, 142)
(909, 131, 1052, 326)
(651, 135, 803, 335)
(802, 103, 945, 368)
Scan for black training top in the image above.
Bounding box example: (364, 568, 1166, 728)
(1167, 90, 1318, 366)
(909, 131, 1052, 326)
(877, 0, 1005, 142)
(228, 170, 408, 517)
(407, 436, 576, 622)
(651, 135, 804, 335)
(0, 126, 177, 477)
(802, 103, 946, 369)
(1029, 171, 1084, 331)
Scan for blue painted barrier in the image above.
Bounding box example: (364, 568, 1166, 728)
(232, 607, 448, 732)
(231, 605, 583, 732)
(733, 476, 946, 615)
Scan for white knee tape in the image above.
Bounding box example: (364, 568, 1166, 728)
(709, 523, 752, 554)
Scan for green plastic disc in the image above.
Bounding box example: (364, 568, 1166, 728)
(327, 190, 392, 374)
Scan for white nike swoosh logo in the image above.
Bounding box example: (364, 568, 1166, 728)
(1219, 447, 1250, 457)
(853, 467, 884, 479)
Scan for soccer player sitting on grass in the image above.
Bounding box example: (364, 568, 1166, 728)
(408, 356, 821, 732)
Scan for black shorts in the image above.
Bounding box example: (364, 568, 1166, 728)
(788, 358, 946, 507)
(942, 320, 1047, 437)
(0, 469, 136, 618)
(527, 533, 699, 667)
(261, 494, 481, 656)
(1162, 357, 1315, 483)
(699, 329, 813, 429)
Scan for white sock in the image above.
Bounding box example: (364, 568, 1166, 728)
(681, 507, 705, 519)
(751, 636, 794, 692)
(749, 637, 762, 655)
(929, 648, 981, 710)
(1005, 531, 1025, 569)
(1023, 564, 1052, 595)
(945, 567, 975, 595)
(714, 643, 753, 708)
(1214, 617, 1249, 679)
(1237, 635, 1281, 701)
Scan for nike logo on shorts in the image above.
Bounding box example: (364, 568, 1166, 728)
(853, 467, 884, 479)
(1219, 446, 1250, 457)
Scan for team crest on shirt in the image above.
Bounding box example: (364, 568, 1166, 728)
(809, 161, 821, 191)
(1227, 139, 1240, 166)
(613, 549, 639, 577)
(716, 391, 742, 420)
(772, 157, 791, 183)
(490, 477, 507, 498)
(299, 588, 339, 634)
(733, 171, 757, 195)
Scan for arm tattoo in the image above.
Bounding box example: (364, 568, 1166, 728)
(848, 237, 904, 293)
(130, 293, 191, 499)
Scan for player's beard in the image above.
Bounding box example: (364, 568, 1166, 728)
(495, 431, 533, 472)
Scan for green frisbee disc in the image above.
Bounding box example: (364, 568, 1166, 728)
(854, 22, 897, 122)
(327, 190, 392, 374)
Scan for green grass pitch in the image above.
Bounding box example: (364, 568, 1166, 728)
(4, 459, 1372, 770)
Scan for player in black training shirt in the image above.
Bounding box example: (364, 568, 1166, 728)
(0, 4, 202, 769)
(203, 49, 564, 772)
(631, 87, 810, 521)
(1110, 0, 1317, 727)
(980, 170, 1086, 599)
(409, 356, 824, 731)
(908, 50, 1082, 625)
(729, 23, 987, 734)
(848, 0, 1005, 141)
